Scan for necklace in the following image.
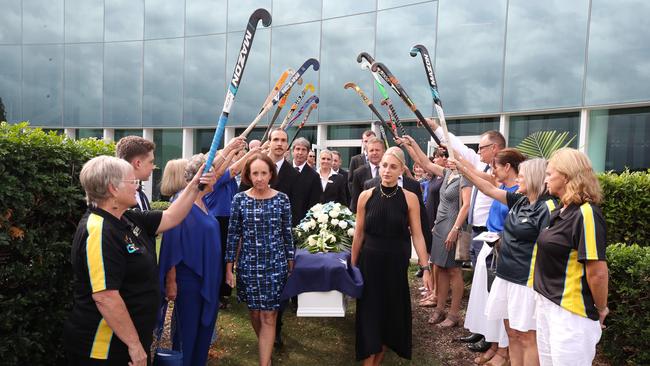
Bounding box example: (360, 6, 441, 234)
(379, 184, 399, 198)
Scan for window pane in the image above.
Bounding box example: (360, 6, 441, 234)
(0, 0, 21, 44)
(589, 107, 650, 172)
(378, 0, 428, 10)
(375, 3, 437, 119)
(270, 22, 320, 126)
(226, 29, 270, 127)
(227, 0, 272, 33)
(143, 39, 183, 127)
(286, 126, 316, 146)
(114, 129, 142, 140)
(64, 43, 102, 127)
(186, 0, 227, 35)
(184, 35, 226, 127)
(585, 0, 650, 105)
(0, 45, 22, 122)
(235, 127, 267, 141)
(76, 128, 103, 139)
(327, 124, 370, 140)
(323, 0, 375, 19)
(106, 0, 144, 41)
(272, 0, 321, 26)
(104, 41, 142, 127)
(23, 45, 63, 126)
(508, 112, 580, 148)
(194, 128, 223, 153)
(436, 0, 506, 116)
(503, 0, 589, 111)
(145, 0, 184, 39)
(65, 0, 104, 43)
(152, 129, 183, 200)
(320, 14, 375, 122)
(446, 117, 500, 136)
(23, 0, 63, 44)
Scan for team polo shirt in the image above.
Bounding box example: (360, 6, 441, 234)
(534, 202, 606, 320)
(63, 207, 162, 361)
(496, 192, 557, 286)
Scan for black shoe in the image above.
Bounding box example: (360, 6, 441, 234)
(415, 268, 424, 278)
(274, 333, 284, 348)
(454, 333, 484, 343)
(467, 339, 491, 352)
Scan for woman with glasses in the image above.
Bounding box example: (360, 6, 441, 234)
(63, 155, 216, 366)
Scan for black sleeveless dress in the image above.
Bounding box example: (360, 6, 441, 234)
(355, 185, 412, 361)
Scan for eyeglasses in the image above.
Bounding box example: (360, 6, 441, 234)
(478, 143, 495, 151)
(122, 179, 141, 186)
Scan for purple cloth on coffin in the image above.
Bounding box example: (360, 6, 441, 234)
(280, 249, 364, 300)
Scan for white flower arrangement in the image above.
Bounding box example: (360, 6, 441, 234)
(293, 201, 356, 253)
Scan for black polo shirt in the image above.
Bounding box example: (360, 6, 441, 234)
(534, 202, 606, 320)
(63, 207, 162, 361)
(496, 192, 558, 286)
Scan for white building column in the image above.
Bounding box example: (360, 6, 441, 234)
(225, 127, 235, 145)
(103, 128, 114, 143)
(499, 114, 510, 145)
(316, 123, 327, 150)
(64, 128, 75, 139)
(578, 108, 590, 154)
(182, 128, 194, 159)
(142, 128, 154, 200)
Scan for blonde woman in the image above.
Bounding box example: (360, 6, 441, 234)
(534, 148, 608, 366)
(160, 158, 189, 198)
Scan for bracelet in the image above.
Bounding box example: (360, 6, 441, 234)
(594, 304, 609, 312)
(453, 226, 461, 231)
(419, 264, 431, 272)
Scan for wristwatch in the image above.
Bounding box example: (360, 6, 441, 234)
(419, 264, 431, 272)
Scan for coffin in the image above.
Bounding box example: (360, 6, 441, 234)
(297, 290, 346, 317)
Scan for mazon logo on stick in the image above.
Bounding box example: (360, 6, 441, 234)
(232, 30, 253, 88)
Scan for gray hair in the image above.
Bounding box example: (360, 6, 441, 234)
(80, 156, 133, 206)
(331, 150, 341, 158)
(184, 153, 207, 182)
(319, 149, 332, 158)
(519, 158, 547, 201)
(291, 137, 310, 150)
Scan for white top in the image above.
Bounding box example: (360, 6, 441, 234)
(275, 158, 285, 174)
(319, 169, 337, 191)
(434, 126, 493, 226)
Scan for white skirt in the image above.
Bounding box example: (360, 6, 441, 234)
(464, 242, 509, 347)
(485, 276, 537, 332)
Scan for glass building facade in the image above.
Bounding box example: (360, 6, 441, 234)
(2, 0, 649, 198)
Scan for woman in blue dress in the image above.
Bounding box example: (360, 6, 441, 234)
(225, 153, 294, 366)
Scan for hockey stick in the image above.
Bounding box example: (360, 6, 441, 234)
(260, 76, 303, 142)
(370, 61, 441, 145)
(357, 52, 406, 136)
(343, 82, 396, 142)
(277, 83, 315, 131)
(284, 95, 319, 129)
(288, 102, 318, 146)
(200, 8, 271, 188)
(409, 44, 452, 153)
(240, 58, 319, 137)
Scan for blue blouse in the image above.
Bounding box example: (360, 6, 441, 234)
(486, 184, 519, 233)
(204, 168, 238, 217)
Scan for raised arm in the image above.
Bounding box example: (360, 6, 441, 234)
(426, 118, 481, 167)
(229, 146, 262, 176)
(213, 137, 246, 178)
(450, 158, 506, 205)
(395, 135, 444, 177)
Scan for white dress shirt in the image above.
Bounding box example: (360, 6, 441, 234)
(293, 160, 307, 173)
(275, 158, 285, 174)
(369, 162, 379, 179)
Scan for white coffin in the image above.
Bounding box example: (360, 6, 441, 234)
(297, 290, 346, 317)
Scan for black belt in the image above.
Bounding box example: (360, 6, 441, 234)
(472, 226, 487, 232)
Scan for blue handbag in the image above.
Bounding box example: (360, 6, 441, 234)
(153, 301, 183, 366)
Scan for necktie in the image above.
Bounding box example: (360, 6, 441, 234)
(373, 165, 379, 178)
(295, 166, 301, 173)
(137, 186, 150, 211)
(467, 164, 490, 225)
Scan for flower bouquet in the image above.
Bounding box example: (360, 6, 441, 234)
(293, 202, 356, 253)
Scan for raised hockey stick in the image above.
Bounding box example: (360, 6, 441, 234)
(343, 82, 396, 142)
(240, 58, 319, 137)
(410, 44, 453, 159)
(260, 74, 303, 142)
(288, 102, 318, 146)
(277, 83, 315, 131)
(200, 8, 271, 188)
(370, 61, 441, 145)
(284, 95, 319, 130)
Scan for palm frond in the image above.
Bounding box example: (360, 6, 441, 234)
(516, 130, 576, 159)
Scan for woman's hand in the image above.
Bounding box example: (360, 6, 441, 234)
(598, 307, 609, 329)
(288, 260, 294, 275)
(165, 280, 177, 301)
(127, 342, 147, 366)
(422, 269, 433, 292)
(225, 269, 235, 288)
(445, 228, 459, 251)
(187, 164, 216, 189)
(226, 136, 247, 153)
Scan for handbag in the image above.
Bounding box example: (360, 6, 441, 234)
(486, 244, 499, 292)
(153, 301, 183, 366)
(454, 174, 472, 261)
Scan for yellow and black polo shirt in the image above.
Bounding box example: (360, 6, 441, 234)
(533, 202, 607, 320)
(63, 207, 162, 361)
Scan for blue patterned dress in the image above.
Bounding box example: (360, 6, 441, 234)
(225, 192, 294, 310)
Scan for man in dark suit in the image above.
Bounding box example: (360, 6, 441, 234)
(347, 129, 376, 186)
(331, 150, 348, 183)
(350, 137, 385, 213)
(115, 135, 156, 211)
(290, 137, 322, 225)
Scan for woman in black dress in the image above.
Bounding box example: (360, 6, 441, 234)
(351, 147, 432, 365)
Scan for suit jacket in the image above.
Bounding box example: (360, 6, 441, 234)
(348, 153, 366, 185)
(320, 172, 349, 206)
(292, 164, 322, 226)
(363, 175, 433, 252)
(350, 165, 373, 213)
(335, 168, 348, 184)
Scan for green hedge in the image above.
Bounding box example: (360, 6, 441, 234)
(599, 170, 650, 246)
(0, 122, 114, 364)
(602, 244, 650, 365)
(151, 200, 171, 211)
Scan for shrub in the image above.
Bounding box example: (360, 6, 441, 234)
(0, 122, 114, 364)
(599, 170, 650, 246)
(151, 200, 171, 211)
(602, 244, 650, 365)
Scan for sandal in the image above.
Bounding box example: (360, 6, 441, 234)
(418, 298, 437, 307)
(437, 313, 460, 328)
(474, 348, 496, 365)
(428, 309, 446, 324)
